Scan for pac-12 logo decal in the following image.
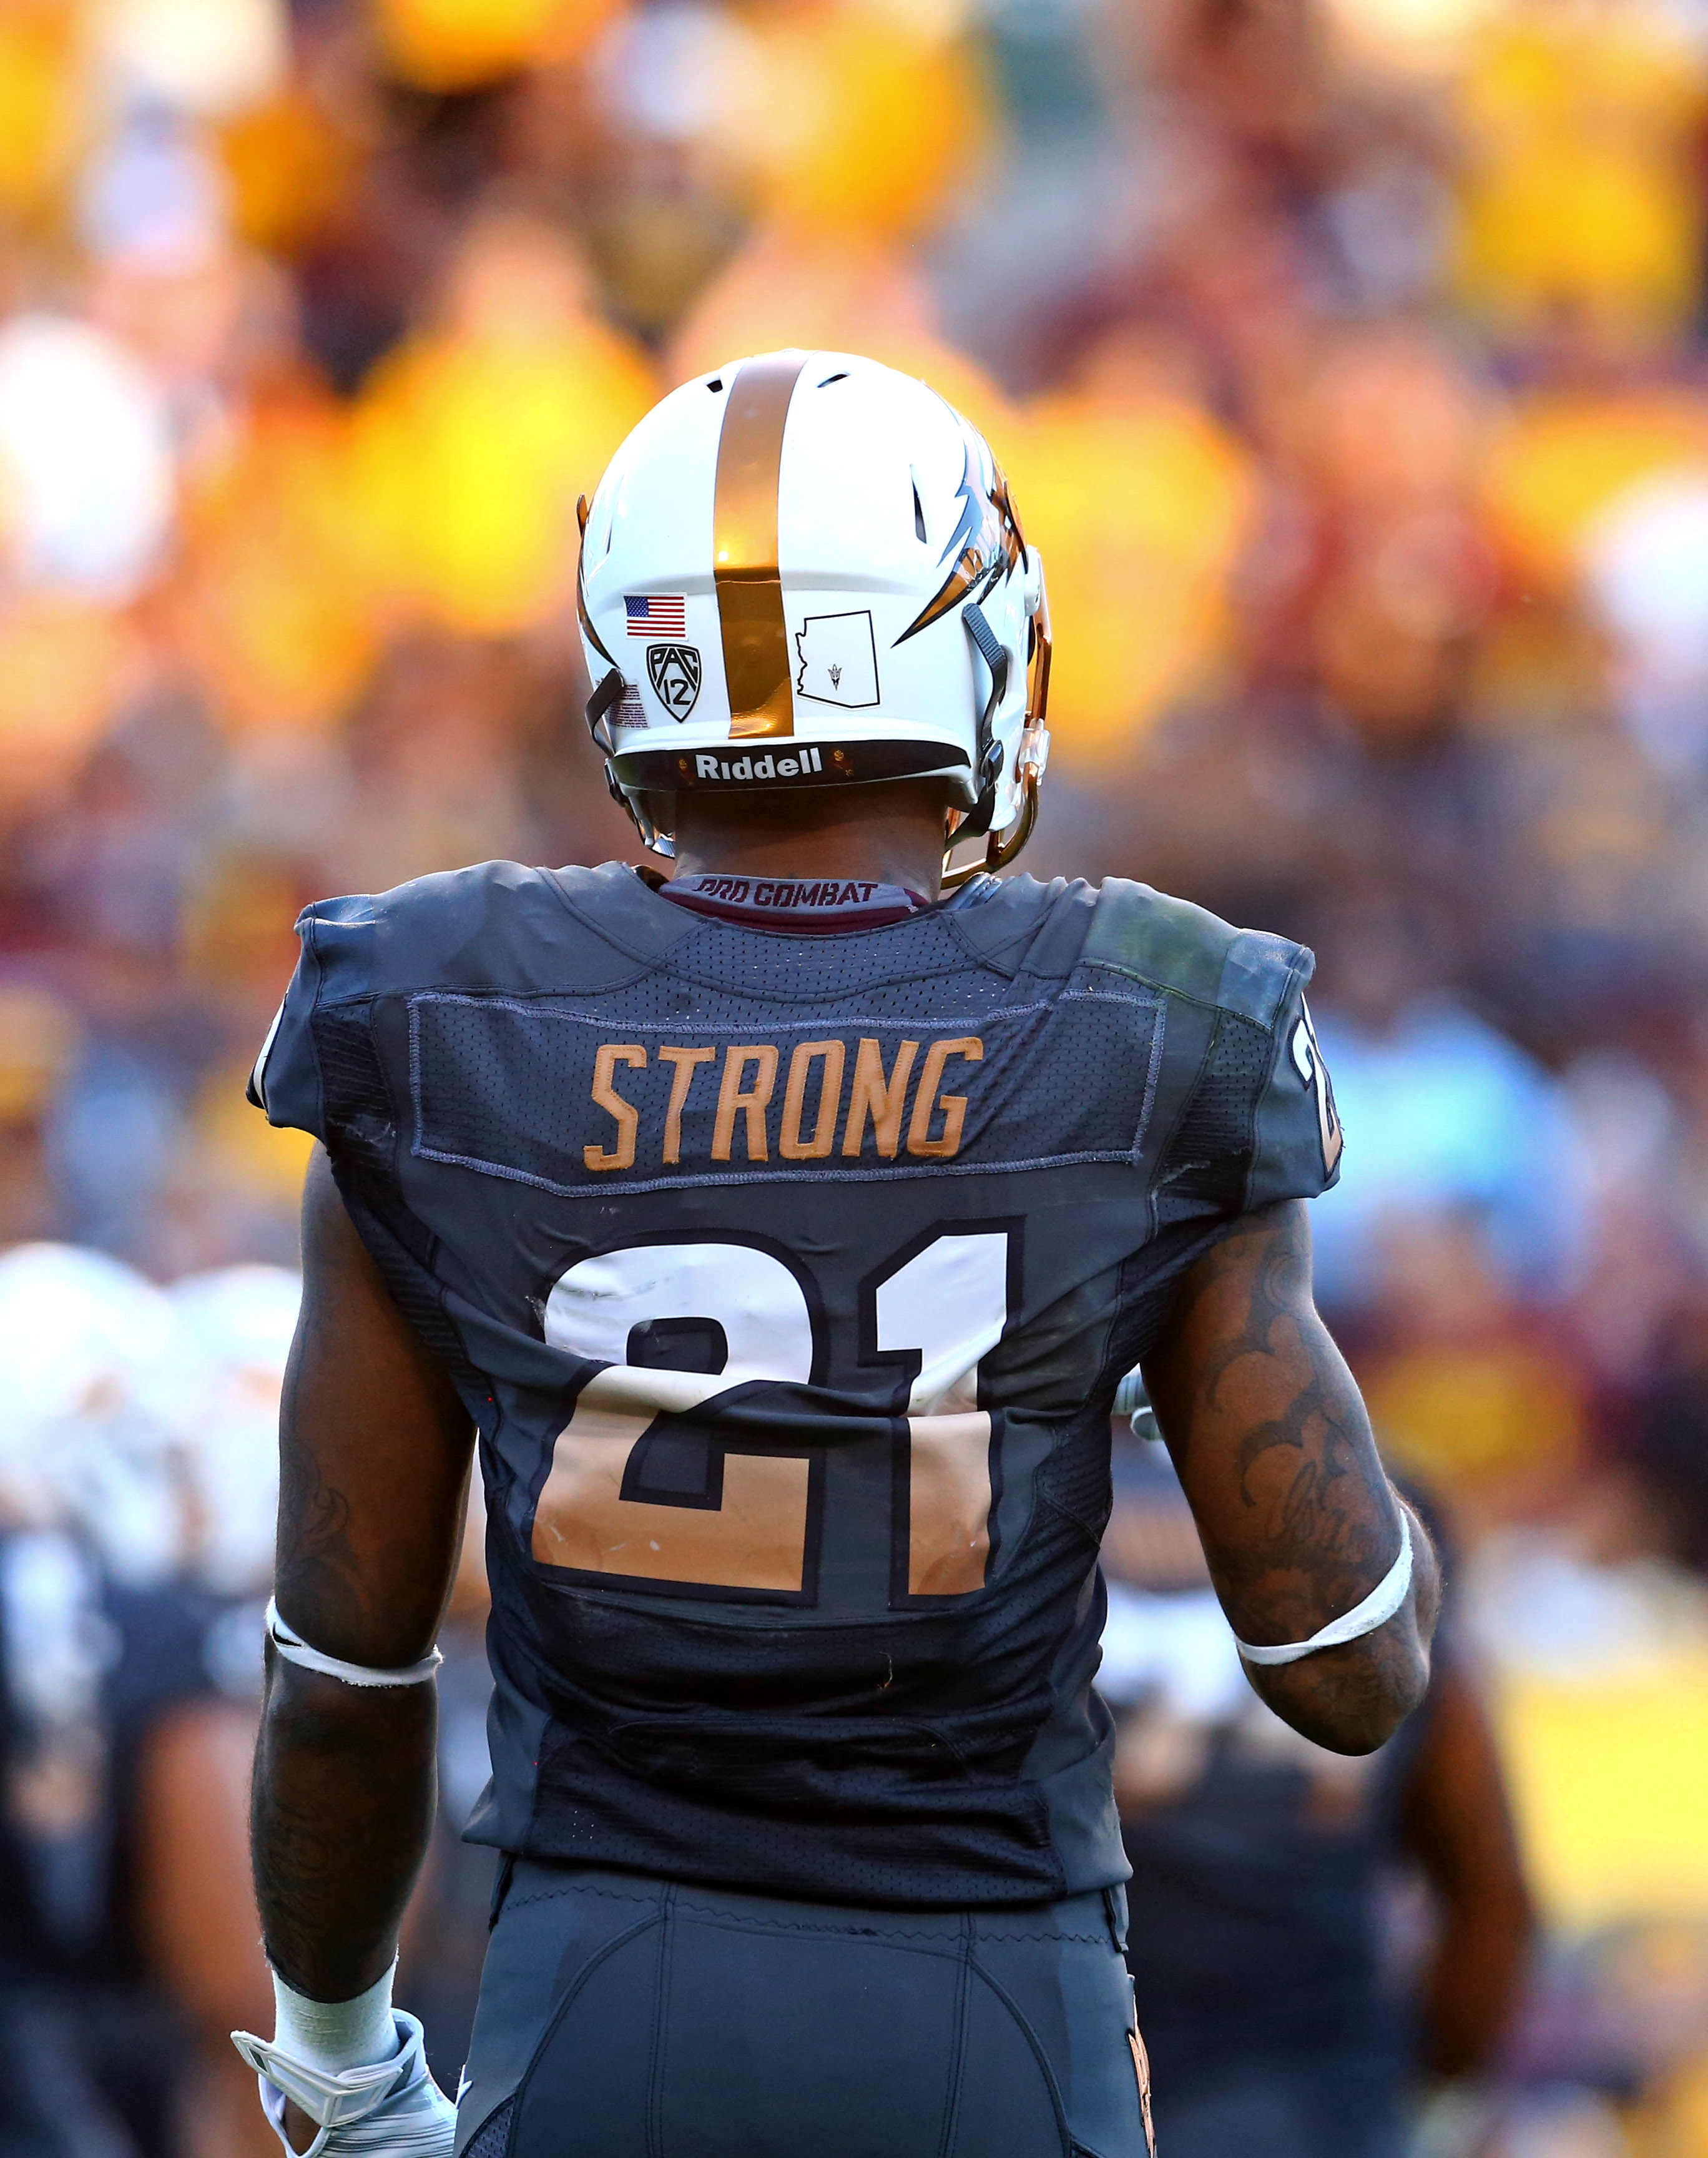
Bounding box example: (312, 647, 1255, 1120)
(646, 642, 702, 721)
(1289, 998, 1343, 1178)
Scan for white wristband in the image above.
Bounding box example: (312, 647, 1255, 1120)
(271, 1961, 398, 2074)
(265, 1600, 442, 1688)
(1235, 1514, 1414, 1667)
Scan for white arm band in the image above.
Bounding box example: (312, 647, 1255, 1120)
(1234, 1514, 1413, 1667)
(265, 1600, 443, 1688)
(268, 1961, 398, 2074)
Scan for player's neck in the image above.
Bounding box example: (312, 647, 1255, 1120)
(669, 782, 951, 900)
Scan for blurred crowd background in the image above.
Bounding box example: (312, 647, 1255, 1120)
(4, 0, 1708, 2153)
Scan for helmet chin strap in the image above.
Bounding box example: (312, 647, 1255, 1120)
(951, 602, 1010, 843)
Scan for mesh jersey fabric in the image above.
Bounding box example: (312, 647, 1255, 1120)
(252, 860, 1340, 1906)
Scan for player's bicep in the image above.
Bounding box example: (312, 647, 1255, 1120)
(1141, 1199, 1402, 1645)
(277, 1146, 474, 1666)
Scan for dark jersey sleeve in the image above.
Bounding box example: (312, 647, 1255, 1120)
(1246, 977, 1343, 1210)
(245, 862, 642, 1153)
(1082, 880, 1342, 1221)
(247, 894, 380, 1146)
(247, 861, 654, 1188)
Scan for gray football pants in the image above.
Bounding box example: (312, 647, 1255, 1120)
(454, 1862, 1152, 2158)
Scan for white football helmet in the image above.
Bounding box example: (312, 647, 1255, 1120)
(576, 350, 1051, 880)
(170, 1265, 301, 1594)
(0, 1241, 196, 1582)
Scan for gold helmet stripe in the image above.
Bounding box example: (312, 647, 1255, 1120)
(713, 353, 807, 739)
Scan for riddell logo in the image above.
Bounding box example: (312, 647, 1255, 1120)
(695, 749, 825, 780)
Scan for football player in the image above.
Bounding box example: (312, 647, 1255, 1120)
(234, 352, 1438, 2158)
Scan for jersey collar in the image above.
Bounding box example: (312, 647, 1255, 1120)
(655, 871, 929, 933)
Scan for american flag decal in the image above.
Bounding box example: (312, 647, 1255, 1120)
(626, 595, 687, 637)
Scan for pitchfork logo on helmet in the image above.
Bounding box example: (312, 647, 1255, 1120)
(576, 350, 1051, 877)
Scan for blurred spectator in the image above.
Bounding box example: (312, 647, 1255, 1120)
(1014, 328, 1257, 772)
(1355, 1216, 1588, 1540)
(0, 315, 175, 601)
(1451, 1, 1708, 347)
(0, 988, 82, 1248)
(1101, 1437, 1534, 2158)
(1308, 988, 1591, 1313)
(0, 1248, 291, 2158)
(343, 207, 654, 636)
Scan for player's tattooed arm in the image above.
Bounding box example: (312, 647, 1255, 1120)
(253, 1146, 474, 2001)
(1142, 1199, 1440, 1755)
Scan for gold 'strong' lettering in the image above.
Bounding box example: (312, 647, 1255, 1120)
(583, 1044, 645, 1172)
(584, 1037, 984, 1173)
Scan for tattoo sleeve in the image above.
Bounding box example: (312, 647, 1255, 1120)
(1142, 1200, 1440, 1754)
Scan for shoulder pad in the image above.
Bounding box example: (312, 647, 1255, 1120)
(1082, 880, 1340, 1210)
(1079, 879, 1308, 1032)
(300, 859, 697, 1004)
(948, 873, 1097, 976)
(250, 860, 691, 1147)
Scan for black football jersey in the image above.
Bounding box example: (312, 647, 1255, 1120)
(253, 862, 1342, 1906)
